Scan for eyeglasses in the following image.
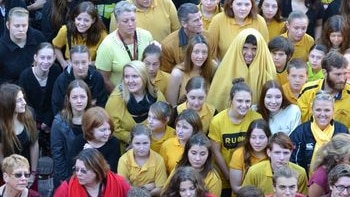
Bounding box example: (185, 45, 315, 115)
(334, 185, 350, 193)
(11, 172, 31, 179)
(72, 166, 89, 174)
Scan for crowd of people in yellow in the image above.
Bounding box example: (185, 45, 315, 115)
(0, 0, 350, 196)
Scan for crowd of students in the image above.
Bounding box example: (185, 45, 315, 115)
(1, 0, 350, 196)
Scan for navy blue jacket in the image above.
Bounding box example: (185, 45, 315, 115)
(290, 120, 348, 173)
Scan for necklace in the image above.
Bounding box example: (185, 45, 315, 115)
(118, 31, 138, 61)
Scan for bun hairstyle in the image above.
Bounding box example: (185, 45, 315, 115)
(230, 78, 252, 102)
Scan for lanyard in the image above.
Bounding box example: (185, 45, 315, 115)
(118, 30, 138, 60)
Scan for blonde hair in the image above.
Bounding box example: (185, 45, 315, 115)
(2, 154, 29, 174)
(312, 133, 350, 172)
(122, 61, 157, 102)
(7, 7, 29, 22)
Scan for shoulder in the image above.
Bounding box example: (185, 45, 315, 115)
(136, 28, 153, 39)
(161, 30, 179, 45)
(333, 121, 349, 132)
(289, 162, 307, 175)
(299, 80, 322, 97)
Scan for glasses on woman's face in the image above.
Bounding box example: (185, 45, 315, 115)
(72, 166, 89, 174)
(11, 172, 31, 179)
(334, 185, 350, 193)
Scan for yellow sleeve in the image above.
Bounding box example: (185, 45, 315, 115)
(208, 116, 222, 143)
(154, 153, 168, 187)
(297, 89, 312, 122)
(167, 0, 180, 32)
(117, 153, 130, 181)
(297, 168, 308, 195)
(208, 15, 220, 47)
(205, 170, 222, 197)
(229, 148, 244, 170)
(52, 25, 67, 48)
(105, 93, 132, 144)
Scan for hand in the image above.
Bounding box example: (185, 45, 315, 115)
(40, 123, 50, 133)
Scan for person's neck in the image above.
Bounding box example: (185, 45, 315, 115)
(228, 109, 244, 124)
(10, 35, 26, 48)
(264, 17, 273, 24)
(34, 66, 49, 79)
(132, 91, 146, 102)
(275, 64, 286, 72)
(179, 138, 187, 146)
(84, 182, 101, 197)
(134, 0, 150, 10)
(191, 66, 202, 75)
(152, 128, 166, 140)
(87, 140, 105, 148)
(201, 6, 215, 18)
(2, 185, 23, 197)
(312, 67, 321, 74)
(184, 29, 198, 40)
(253, 150, 266, 159)
(235, 17, 245, 25)
(324, 80, 341, 96)
(118, 30, 135, 44)
(72, 110, 84, 124)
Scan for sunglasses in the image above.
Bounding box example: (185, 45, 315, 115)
(11, 173, 31, 179)
(72, 166, 89, 174)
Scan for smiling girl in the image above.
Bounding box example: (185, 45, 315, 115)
(167, 133, 222, 196)
(229, 119, 271, 194)
(166, 34, 216, 106)
(69, 107, 120, 172)
(52, 1, 107, 69)
(258, 80, 301, 135)
(208, 78, 262, 195)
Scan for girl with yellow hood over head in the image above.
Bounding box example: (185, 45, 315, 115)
(207, 28, 276, 111)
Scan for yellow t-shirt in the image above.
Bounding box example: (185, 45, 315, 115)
(117, 149, 168, 187)
(159, 137, 184, 174)
(150, 125, 175, 154)
(198, 3, 222, 30)
(154, 70, 170, 96)
(276, 68, 289, 86)
(281, 32, 314, 61)
(52, 25, 107, 60)
(267, 20, 286, 40)
(229, 147, 267, 180)
(242, 160, 308, 195)
(109, 0, 180, 42)
(208, 109, 262, 188)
